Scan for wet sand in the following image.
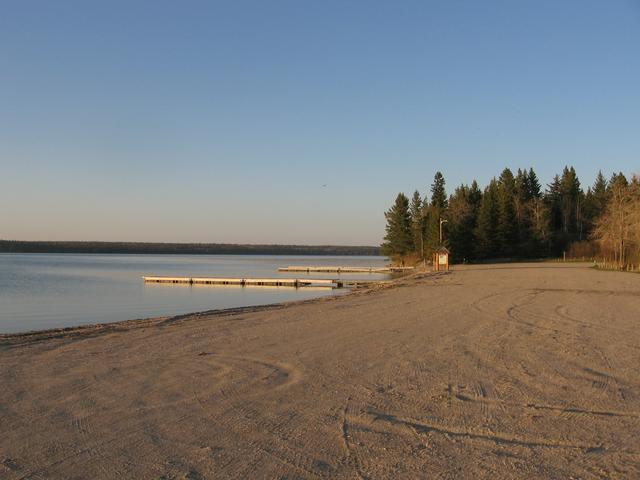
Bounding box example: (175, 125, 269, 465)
(1, 263, 639, 479)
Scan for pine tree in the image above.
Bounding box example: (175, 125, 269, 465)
(469, 180, 483, 211)
(592, 170, 608, 212)
(514, 169, 531, 250)
(409, 190, 424, 256)
(423, 206, 440, 255)
(381, 193, 413, 259)
(527, 168, 542, 199)
(608, 172, 629, 193)
(515, 169, 529, 202)
(475, 179, 499, 258)
(545, 174, 563, 253)
(497, 168, 518, 256)
(518, 167, 544, 256)
(430, 172, 448, 210)
(424, 172, 448, 254)
(447, 185, 476, 262)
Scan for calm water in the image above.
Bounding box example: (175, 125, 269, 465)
(0, 254, 389, 333)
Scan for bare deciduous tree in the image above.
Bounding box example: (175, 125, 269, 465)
(592, 176, 640, 268)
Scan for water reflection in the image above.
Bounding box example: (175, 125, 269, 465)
(0, 254, 388, 333)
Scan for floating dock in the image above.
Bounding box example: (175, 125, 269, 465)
(143, 276, 391, 289)
(277, 266, 414, 274)
(143, 276, 344, 288)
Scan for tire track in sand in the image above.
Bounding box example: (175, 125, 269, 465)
(366, 410, 611, 452)
(554, 305, 629, 403)
(469, 290, 538, 417)
(338, 396, 366, 480)
(189, 354, 335, 478)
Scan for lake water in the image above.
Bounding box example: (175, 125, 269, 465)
(0, 254, 389, 333)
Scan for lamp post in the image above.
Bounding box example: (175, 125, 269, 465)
(439, 218, 448, 244)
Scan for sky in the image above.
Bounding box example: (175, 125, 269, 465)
(1, 1, 639, 245)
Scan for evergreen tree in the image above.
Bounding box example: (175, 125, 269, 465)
(497, 168, 518, 256)
(469, 180, 483, 211)
(409, 190, 424, 256)
(559, 166, 582, 235)
(515, 169, 529, 202)
(519, 167, 544, 256)
(514, 169, 531, 249)
(608, 172, 629, 193)
(545, 174, 563, 252)
(430, 172, 448, 210)
(527, 168, 542, 199)
(475, 179, 499, 258)
(583, 187, 595, 235)
(592, 170, 608, 212)
(423, 206, 440, 255)
(424, 172, 448, 254)
(381, 193, 413, 259)
(447, 185, 476, 262)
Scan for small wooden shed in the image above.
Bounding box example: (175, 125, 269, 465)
(433, 246, 450, 271)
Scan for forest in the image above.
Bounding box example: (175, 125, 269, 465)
(381, 167, 640, 268)
(0, 241, 379, 256)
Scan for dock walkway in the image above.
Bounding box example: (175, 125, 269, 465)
(143, 276, 341, 288)
(143, 276, 391, 289)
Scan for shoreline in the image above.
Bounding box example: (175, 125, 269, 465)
(0, 272, 410, 346)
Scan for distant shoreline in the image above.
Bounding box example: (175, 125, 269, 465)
(0, 240, 381, 256)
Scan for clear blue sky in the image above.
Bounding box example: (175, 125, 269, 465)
(1, 1, 639, 245)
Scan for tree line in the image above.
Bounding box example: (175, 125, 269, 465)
(0, 240, 380, 256)
(382, 167, 640, 267)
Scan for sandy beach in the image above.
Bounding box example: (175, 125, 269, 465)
(1, 263, 639, 479)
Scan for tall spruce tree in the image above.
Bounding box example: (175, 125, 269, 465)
(475, 179, 499, 258)
(559, 166, 582, 235)
(469, 180, 483, 210)
(514, 169, 531, 249)
(521, 167, 545, 256)
(545, 174, 563, 253)
(515, 169, 528, 201)
(608, 172, 629, 193)
(583, 171, 609, 236)
(592, 171, 609, 214)
(447, 185, 476, 262)
(424, 172, 448, 254)
(409, 190, 424, 256)
(527, 168, 542, 198)
(430, 172, 448, 210)
(381, 193, 413, 259)
(497, 168, 518, 256)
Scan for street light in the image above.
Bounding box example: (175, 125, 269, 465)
(439, 218, 448, 244)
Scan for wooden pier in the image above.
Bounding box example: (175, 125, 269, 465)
(277, 266, 414, 274)
(143, 276, 343, 288)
